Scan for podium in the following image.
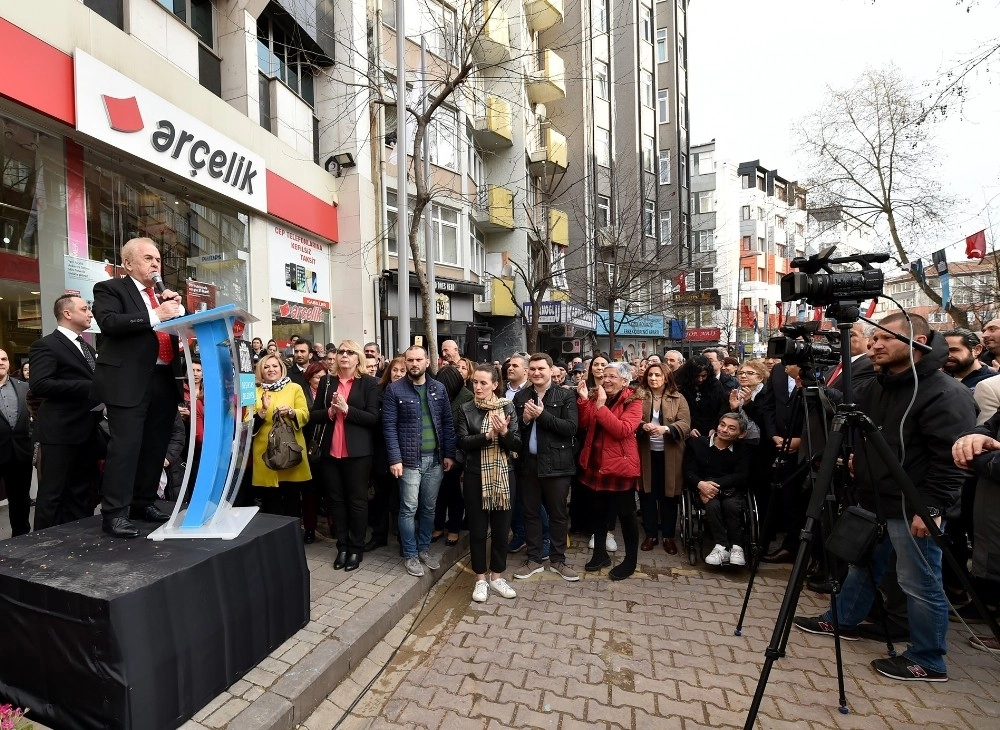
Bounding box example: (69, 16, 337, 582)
(149, 303, 260, 541)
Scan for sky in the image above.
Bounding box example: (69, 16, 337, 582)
(688, 0, 1000, 259)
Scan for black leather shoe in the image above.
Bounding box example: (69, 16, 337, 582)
(130, 505, 170, 523)
(334, 551, 347, 570)
(761, 548, 795, 564)
(806, 577, 833, 594)
(103, 516, 140, 539)
(344, 552, 362, 571)
(303, 529, 315, 545)
(585, 556, 612, 572)
(364, 537, 388, 552)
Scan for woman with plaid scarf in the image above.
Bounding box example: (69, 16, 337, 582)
(457, 364, 522, 603)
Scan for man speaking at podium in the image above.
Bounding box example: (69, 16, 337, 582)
(93, 237, 185, 538)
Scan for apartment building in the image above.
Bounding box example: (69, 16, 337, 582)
(0, 0, 348, 364)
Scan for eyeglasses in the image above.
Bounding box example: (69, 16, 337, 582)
(737, 370, 759, 377)
(337, 349, 358, 356)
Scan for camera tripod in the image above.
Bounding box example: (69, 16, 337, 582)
(743, 306, 1000, 729)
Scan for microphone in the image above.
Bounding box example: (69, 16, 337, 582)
(150, 272, 167, 296)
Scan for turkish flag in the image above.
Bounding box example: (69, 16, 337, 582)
(966, 230, 987, 260)
(675, 272, 687, 293)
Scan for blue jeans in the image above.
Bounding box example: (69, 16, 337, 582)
(823, 517, 949, 673)
(398, 454, 443, 558)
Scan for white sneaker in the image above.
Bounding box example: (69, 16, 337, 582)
(705, 544, 730, 566)
(588, 535, 595, 549)
(606, 534, 618, 552)
(472, 580, 489, 603)
(729, 545, 746, 567)
(488, 577, 517, 599)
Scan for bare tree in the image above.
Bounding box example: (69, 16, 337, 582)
(794, 66, 972, 328)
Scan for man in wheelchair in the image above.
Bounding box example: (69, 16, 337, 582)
(683, 412, 751, 566)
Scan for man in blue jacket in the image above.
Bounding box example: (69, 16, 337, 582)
(382, 345, 456, 577)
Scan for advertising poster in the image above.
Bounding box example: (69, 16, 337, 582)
(64, 255, 112, 332)
(186, 280, 218, 313)
(268, 224, 330, 310)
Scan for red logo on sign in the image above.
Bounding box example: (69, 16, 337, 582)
(102, 95, 144, 133)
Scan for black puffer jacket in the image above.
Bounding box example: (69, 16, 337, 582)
(512, 385, 578, 477)
(853, 329, 976, 519)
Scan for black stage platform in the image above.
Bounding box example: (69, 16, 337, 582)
(0, 513, 309, 730)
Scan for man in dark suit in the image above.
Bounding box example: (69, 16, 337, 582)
(92, 237, 185, 538)
(30, 295, 103, 530)
(0, 348, 33, 537)
(287, 339, 312, 391)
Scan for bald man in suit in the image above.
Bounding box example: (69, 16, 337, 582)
(30, 295, 104, 530)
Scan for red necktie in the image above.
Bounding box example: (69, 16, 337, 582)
(145, 287, 175, 364)
(827, 363, 842, 386)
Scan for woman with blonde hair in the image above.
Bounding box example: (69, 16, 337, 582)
(251, 354, 311, 516)
(311, 340, 381, 571)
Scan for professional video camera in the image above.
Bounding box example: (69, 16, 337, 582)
(766, 321, 841, 368)
(780, 245, 887, 307)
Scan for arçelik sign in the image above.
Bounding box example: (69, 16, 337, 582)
(73, 50, 267, 211)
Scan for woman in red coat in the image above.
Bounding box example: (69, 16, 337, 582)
(576, 361, 644, 580)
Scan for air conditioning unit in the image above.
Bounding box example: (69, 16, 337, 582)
(561, 339, 581, 354)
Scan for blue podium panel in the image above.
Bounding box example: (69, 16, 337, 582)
(150, 304, 258, 540)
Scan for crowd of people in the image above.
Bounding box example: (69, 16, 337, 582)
(5, 238, 1000, 686)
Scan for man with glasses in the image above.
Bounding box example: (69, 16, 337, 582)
(364, 342, 385, 377)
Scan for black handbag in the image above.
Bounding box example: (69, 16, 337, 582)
(307, 423, 327, 462)
(825, 505, 883, 565)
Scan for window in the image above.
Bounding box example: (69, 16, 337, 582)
(775, 184, 788, 203)
(595, 127, 610, 167)
(695, 150, 713, 175)
(157, 0, 214, 45)
(642, 135, 655, 173)
(776, 243, 787, 258)
(699, 270, 714, 289)
(597, 195, 611, 228)
(593, 0, 608, 32)
(659, 210, 672, 245)
(680, 153, 687, 187)
(775, 215, 785, 230)
(387, 190, 399, 255)
(470, 225, 486, 276)
(657, 90, 670, 122)
(677, 34, 685, 66)
(758, 266, 766, 282)
(644, 200, 656, 237)
(552, 244, 568, 289)
(409, 0, 457, 63)
(695, 230, 714, 253)
(595, 61, 610, 100)
(742, 267, 751, 281)
(678, 94, 687, 128)
(641, 71, 654, 108)
(257, 14, 316, 107)
(427, 107, 458, 170)
(659, 150, 671, 185)
(757, 207, 766, 221)
(641, 5, 653, 42)
(741, 174, 751, 189)
(696, 191, 713, 213)
(741, 205, 751, 221)
(432, 204, 459, 264)
(757, 237, 765, 252)
(656, 29, 668, 63)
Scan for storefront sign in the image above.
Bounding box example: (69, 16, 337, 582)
(276, 301, 324, 322)
(435, 293, 451, 320)
(686, 327, 722, 342)
(673, 289, 721, 307)
(596, 311, 665, 337)
(522, 301, 597, 330)
(74, 50, 267, 211)
(268, 224, 331, 309)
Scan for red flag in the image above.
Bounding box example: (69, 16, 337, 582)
(775, 301, 784, 328)
(675, 272, 687, 293)
(813, 306, 824, 321)
(741, 303, 753, 327)
(966, 230, 987, 260)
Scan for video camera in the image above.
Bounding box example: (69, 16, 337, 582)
(780, 245, 887, 307)
(766, 321, 841, 368)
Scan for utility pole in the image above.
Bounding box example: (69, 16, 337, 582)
(395, 0, 409, 353)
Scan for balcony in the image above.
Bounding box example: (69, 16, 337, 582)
(527, 49, 566, 104)
(471, 2, 510, 64)
(489, 275, 518, 316)
(527, 125, 568, 176)
(472, 96, 513, 150)
(524, 0, 564, 33)
(550, 208, 568, 246)
(473, 185, 515, 230)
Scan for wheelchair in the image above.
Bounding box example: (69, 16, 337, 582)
(679, 488, 759, 567)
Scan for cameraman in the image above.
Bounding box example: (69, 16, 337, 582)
(795, 312, 976, 683)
